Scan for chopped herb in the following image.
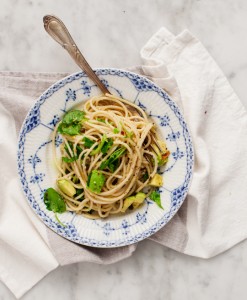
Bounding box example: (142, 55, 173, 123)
(125, 131, 134, 139)
(64, 142, 72, 156)
(142, 172, 149, 182)
(87, 170, 106, 193)
(87, 172, 92, 186)
(65, 169, 70, 175)
(58, 110, 87, 136)
(75, 144, 83, 156)
(64, 141, 83, 162)
(90, 134, 113, 156)
(83, 137, 95, 148)
(99, 147, 126, 171)
(62, 156, 77, 163)
(75, 188, 84, 201)
(149, 190, 163, 209)
(113, 128, 120, 134)
(44, 188, 67, 226)
(58, 123, 81, 136)
(62, 110, 86, 124)
(108, 159, 120, 172)
(90, 134, 107, 156)
(101, 138, 113, 154)
(76, 188, 84, 196)
(96, 118, 106, 123)
(72, 175, 79, 184)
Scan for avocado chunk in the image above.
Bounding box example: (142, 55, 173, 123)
(121, 192, 146, 212)
(87, 170, 106, 193)
(57, 179, 76, 197)
(132, 192, 146, 209)
(150, 174, 163, 187)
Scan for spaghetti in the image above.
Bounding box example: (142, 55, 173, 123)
(49, 93, 170, 219)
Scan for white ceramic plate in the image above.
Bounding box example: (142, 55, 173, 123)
(17, 69, 194, 247)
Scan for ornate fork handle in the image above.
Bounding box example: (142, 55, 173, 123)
(43, 15, 110, 94)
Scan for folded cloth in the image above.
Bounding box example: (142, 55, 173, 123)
(0, 72, 137, 299)
(139, 28, 247, 258)
(1, 27, 247, 298)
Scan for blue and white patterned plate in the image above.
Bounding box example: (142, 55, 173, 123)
(17, 69, 194, 248)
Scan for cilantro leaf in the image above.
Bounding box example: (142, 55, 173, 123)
(87, 172, 92, 186)
(58, 123, 81, 136)
(63, 141, 83, 162)
(113, 128, 120, 134)
(62, 156, 77, 163)
(63, 110, 86, 124)
(99, 147, 126, 171)
(108, 159, 120, 172)
(149, 190, 163, 209)
(142, 172, 149, 182)
(75, 188, 84, 201)
(83, 137, 95, 148)
(58, 110, 87, 136)
(87, 170, 106, 193)
(125, 131, 134, 139)
(44, 188, 66, 213)
(101, 138, 113, 154)
(55, 213, 66, 227)
(76, 188, 84, 196)
(99, 160, 109, 171)
(90, 134, 113, 156)
(96, 118, 106, 123)
(90, 134, 107, 156)
(64, 141, 73, 156)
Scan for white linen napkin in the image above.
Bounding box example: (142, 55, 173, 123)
(140, 28, 247, 257)
(1, 27, 247, 298)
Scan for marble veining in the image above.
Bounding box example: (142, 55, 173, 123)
(1, 0, 247, 299)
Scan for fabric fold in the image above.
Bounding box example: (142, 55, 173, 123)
(140, 27, 247, 258)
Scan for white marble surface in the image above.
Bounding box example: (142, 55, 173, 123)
(1, 0, 247, 299)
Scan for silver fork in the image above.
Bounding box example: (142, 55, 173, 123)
(43, 15, 162, 153)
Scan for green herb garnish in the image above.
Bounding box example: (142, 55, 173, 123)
(58, 123, 81, 136)
(142, 172, 149, 182)
(44, 188, 66, 213)
(44, 188, 67, 226)
(101, 138, 113, 154)
(90, 135, 113, 156)
(62, 156, 77, 163)
(54, 213, 66, 227)
(83, 137, 95, 148)
(72, 175, 80, 184)
(87, 170, 106, 193)
(108, 159, 120, 172)
(96, 118, 106, 123)
(63, 141, 83, 162)
(125, 131, 134, 139)
(99, 147, 126, 171)
(149, 190, 163, 209)
(76, 188, 84, 196)
(58, 110, 87, 136)
(62, 110, 86, 124)
(113, 128, 120, 134)
(75, 188, 84, 201)
(90, 134, 107, 156)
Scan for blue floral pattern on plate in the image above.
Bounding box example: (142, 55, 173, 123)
(17, 68, 194, 248)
